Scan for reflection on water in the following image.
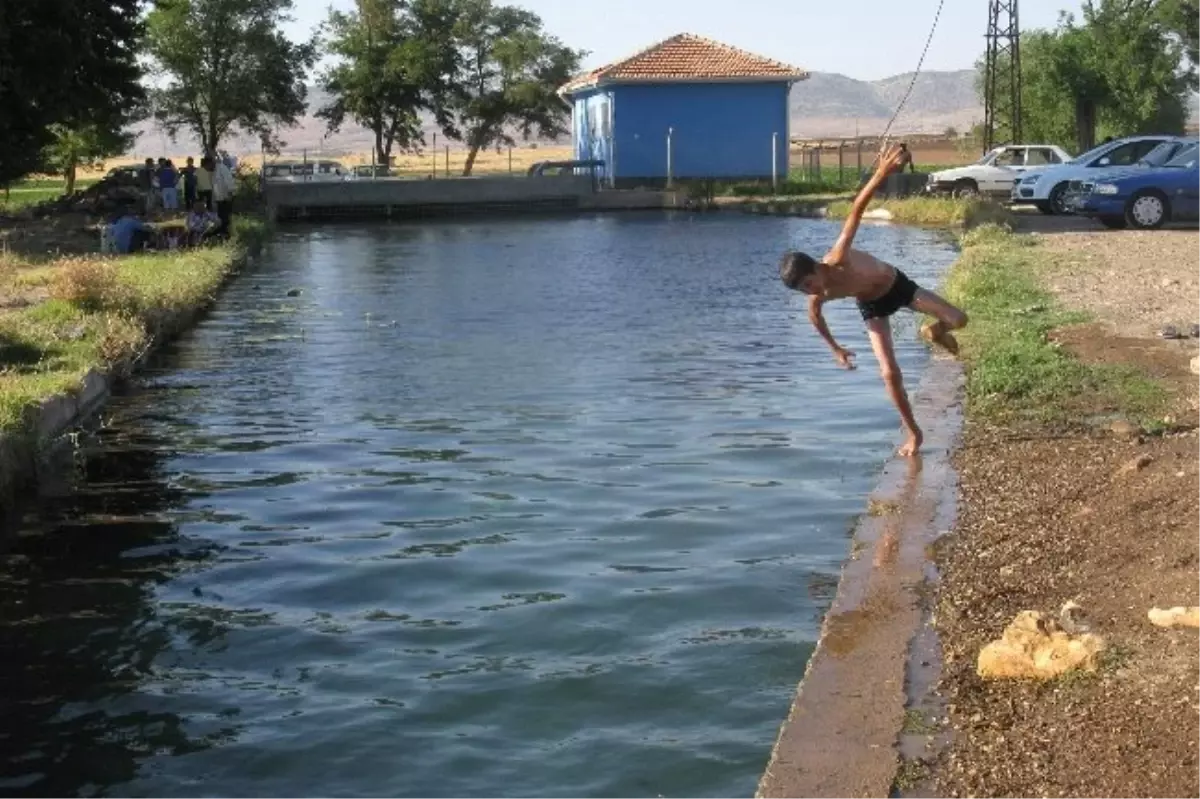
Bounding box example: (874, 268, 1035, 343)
(0, 212, 957, 798)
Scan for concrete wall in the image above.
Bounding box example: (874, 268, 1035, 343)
(606, 82, 791, 181)
(265, 175, 596, 219)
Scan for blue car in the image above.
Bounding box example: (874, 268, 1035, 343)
(1077, 142, 1200, 229)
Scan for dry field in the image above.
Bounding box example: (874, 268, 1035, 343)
(83, 144, 575, 179)
(76, 134, 977, 182)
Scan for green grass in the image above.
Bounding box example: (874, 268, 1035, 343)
(712, 164, 964, 198)
(901, 708, 938, 736)
(825, 196, 1014, 228)
(892, 758, 928, 793)
(944, 226, 1167, 426)
(0, 178, 101, 212)
(0, 216, 267, 435)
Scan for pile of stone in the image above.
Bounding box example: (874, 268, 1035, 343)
(30, 171, 143, 218)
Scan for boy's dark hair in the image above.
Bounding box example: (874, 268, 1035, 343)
(779, 250, 819, 290)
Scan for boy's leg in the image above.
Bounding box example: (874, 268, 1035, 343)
(866, 316, 923, 457)
(909, 287, 968, 356)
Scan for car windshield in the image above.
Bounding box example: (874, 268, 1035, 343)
(1068, 140, 1123, 164)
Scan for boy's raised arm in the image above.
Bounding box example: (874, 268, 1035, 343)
(824, 144, 907, 266)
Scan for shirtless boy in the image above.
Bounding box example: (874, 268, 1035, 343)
(779, 144, 968, 457)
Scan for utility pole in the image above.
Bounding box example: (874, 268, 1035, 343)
(983, 0, 1021, 152)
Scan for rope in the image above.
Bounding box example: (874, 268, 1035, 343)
(872, 0, 948, 159)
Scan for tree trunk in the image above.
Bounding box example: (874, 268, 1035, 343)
(65, 162, 77, 196)
(1075, 98, 1097, 153)
(462, 143, 481, 176)
(206, 119, 220, 157)
(374, 126, 386, 167)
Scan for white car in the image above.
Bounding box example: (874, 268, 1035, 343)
(262, 160, 349, 182)
(925, 144, 1073, 200)
(1010, 135, 1180, 214)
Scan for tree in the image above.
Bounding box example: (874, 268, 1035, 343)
(0, 0, 143, 187)
(144, 0, 318, 156)
(975, 1, 1192, 154)
(41, 125, 136, 195)
(1156, 0, 1199, 78)
(1044, 23, 1111, 152)
(439, 0, 584, 176)
(318, 0, 460, 166)
(1083, 0, 1192, 140)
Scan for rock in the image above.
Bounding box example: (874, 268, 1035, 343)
(1191, 356, 1199, 376)
(1116, 454, 1154, 476)
(286, 288, 302, 297)
(863, 208, 894, 221)
(977, 609, 1106, 680)
(1147, 606, 1200, 629)
(1107, 419, 1141, 439)
(1058, 600, 1091, 635)
(1161, 277, 1180, 288)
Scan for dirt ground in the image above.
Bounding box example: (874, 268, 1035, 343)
(930, 228, 1200, 798)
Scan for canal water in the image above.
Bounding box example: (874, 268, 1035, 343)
(0, 212, 957, 798)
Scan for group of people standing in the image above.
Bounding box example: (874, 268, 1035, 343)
(139, 152, 237, 238)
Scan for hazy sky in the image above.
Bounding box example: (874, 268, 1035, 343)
(284, 0, 1084, 81)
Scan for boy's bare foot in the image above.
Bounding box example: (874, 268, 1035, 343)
(898, 427, 923, 457)
(921, 322, 960, 356)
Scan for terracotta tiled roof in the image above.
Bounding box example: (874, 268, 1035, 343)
(559, 33, 808, 95)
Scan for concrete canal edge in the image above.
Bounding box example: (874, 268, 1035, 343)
(0, 237, 266, 509)
(757, 354, 965, 798)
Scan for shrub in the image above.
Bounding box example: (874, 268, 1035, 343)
(49, 258, 133, 313)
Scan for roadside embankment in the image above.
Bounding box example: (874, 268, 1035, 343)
(921, 225, 1199, 797)
(0, 217, 268, 501)
(825, 196, 1014, 229)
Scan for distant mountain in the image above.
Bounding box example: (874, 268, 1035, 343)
(789, 69, 991, 138)
(129, 69, 1200, 156)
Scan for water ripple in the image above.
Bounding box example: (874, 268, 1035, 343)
(0, 213, 958, 799)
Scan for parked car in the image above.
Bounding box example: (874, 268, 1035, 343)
(104, 165, 144, 184)
(1061, 137, 1198, 212)
(262, 160, 348, 182)
(925, 144, 1072, 199)
(350, 164, 392, 179)
(526, 159, 605, 177)
(1075, 143, 1200, 229)
(1009, 134, 1180, 214)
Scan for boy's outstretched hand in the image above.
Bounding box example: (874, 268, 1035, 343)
(875, 144, 907, 178)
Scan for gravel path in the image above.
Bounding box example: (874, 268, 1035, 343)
(1035, 228, 1199, 340)
(928, 225, 1200, 798)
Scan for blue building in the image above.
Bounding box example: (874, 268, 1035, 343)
(558, 33, 808, 186)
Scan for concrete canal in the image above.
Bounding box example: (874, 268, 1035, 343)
(0, 212, 957, 797)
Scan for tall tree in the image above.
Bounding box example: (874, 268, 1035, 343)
(318, 0, 459, 166)
(1156, 0, 1199, 78)
(975, 0, 1192, 154)
(144, 0, 318, 155)
(41, 125, 136, 195)
(440, 0, 583, 176)
(1083, 0, 1192, 140)
(0, 0, 143, 187)
(1013, 30, 1082, 149)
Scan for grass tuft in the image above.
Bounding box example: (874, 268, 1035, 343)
(0, 221, 265, 436)
(50, 258, 134, 313)
(826, 196, 1014, 229)
(944, 229, 1166, 426)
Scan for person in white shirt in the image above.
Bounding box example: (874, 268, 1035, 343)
(211, 153, 237, 238)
